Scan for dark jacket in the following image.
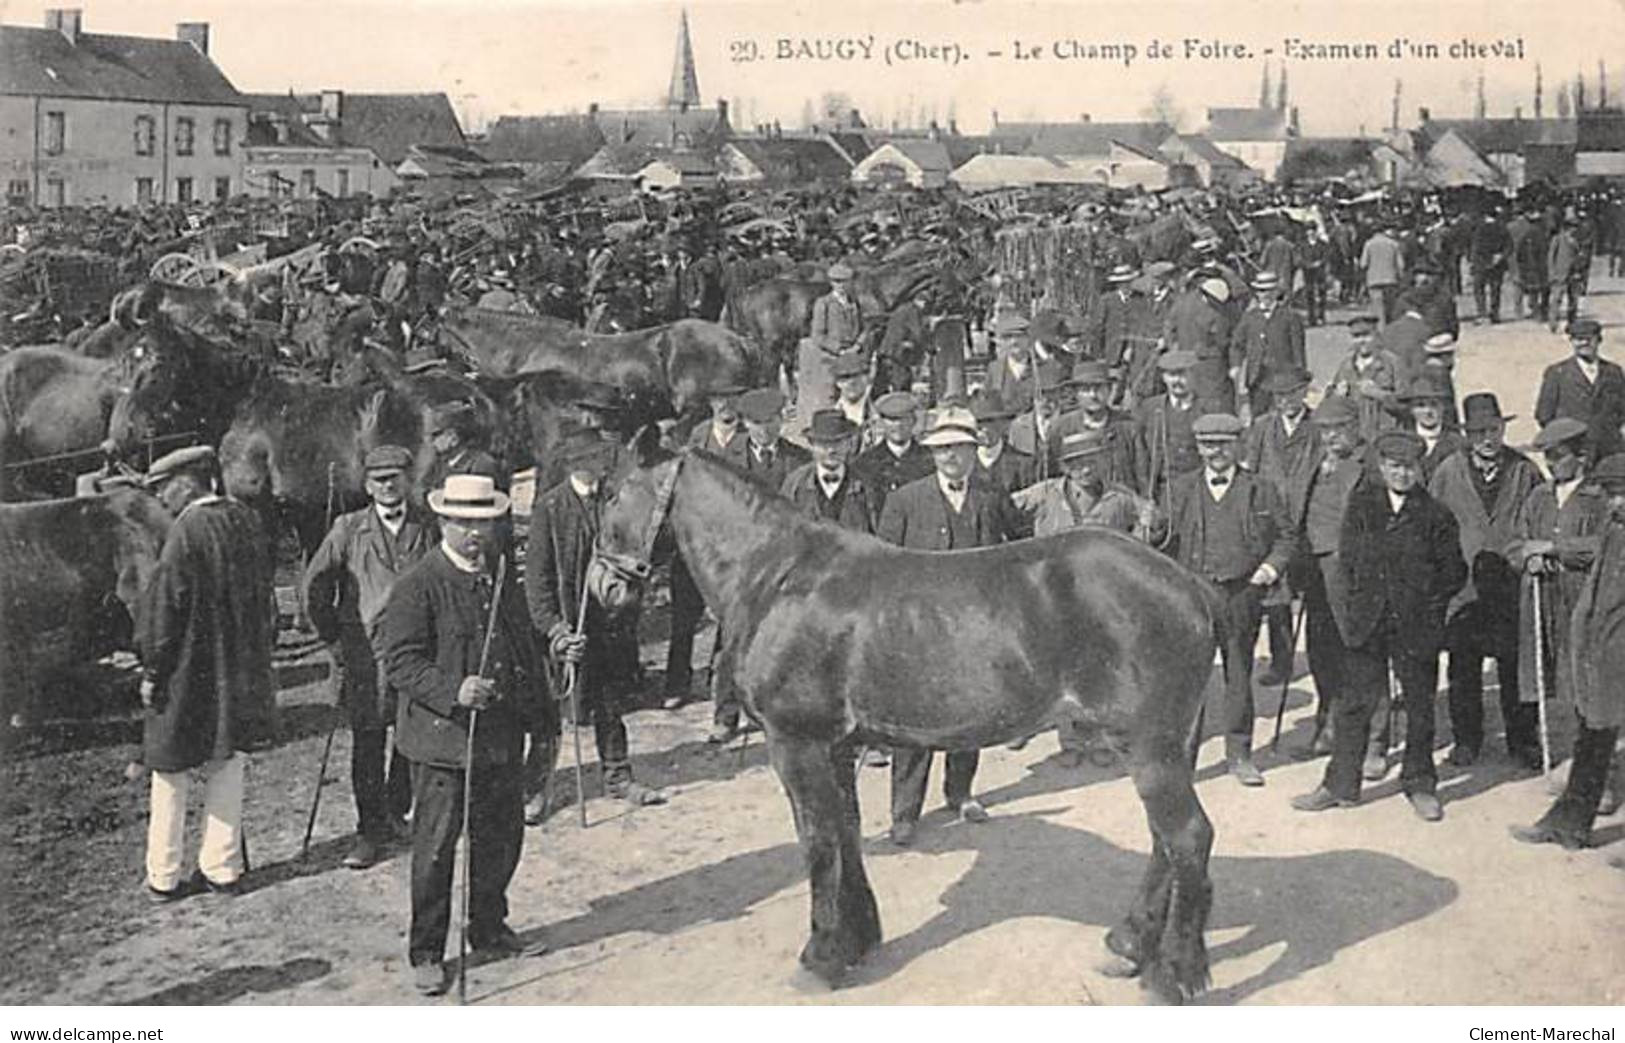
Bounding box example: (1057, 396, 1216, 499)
(1231, 304, 1307, 395)
(977, 444, 1037, 499)
(381, 547, 547, 768)
(1426, 447, 1540, 623)
(1166, 468, 1298, 583)
(138, 496, 277, 772)
(1570, 503, 1625, 729)
(877, 473, 1016, 550)
(782, 463, 878, 533)
(1506, 481, 1609, 706)
(738, 437, 811, 493)
(1534, 356, 1625, 463)
(1337, 478, 1467, 654)
(854, 440, 935, 514)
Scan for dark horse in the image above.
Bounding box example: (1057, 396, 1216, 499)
(591, 451, 1223, 1003)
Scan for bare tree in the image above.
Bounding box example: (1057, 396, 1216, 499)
(818, 91, 855, 125)
(1557, 83, 1571, 118)
(1142, 83, 1186, 131)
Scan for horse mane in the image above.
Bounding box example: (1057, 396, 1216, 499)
(679, 449, 858, 551)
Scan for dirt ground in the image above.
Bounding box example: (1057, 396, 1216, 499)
(2, 270, 1623, 1007)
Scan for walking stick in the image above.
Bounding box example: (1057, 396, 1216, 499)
(1268, 598, 1309, 754)
(298, 463, 343, 860)
(562, 579, 593, 830)
(459, 553, 509, 1006)
(1532, 572, 1557, 795)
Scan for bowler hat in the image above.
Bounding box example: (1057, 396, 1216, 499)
(364, 444, 414, 474)
(874, 391, 919, 420)
(1066, 360, 1111, 387)
(1531, 417, 1589, 451)
(145, 445, 217, 487)
(738, 388, 786, 424)
(428, 474, 511, 519)
(1593, 454, 1625, 489)
(1192, 413, 1244, 442)
(1401, 373, 1453, 403)
(1374, 431, 1426, 464)
(1460, 392, 1514, 431)
(918, 406, 980, 448)
(829, 352, 870, 380)
(804, 410, 858, 445)
(1263, 367, 1312, 394)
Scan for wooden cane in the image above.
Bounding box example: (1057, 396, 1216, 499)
(1532, 572, 1557, 795)
(297, 463, 344, 860)
(458, 553, 508, 1006)
(562, 580, 593, 829)
(1268, 598, 1309, 754)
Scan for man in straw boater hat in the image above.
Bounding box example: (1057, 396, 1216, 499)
(1088, 261, 1148, 376)
(138, 446, 276, 903)
(527, 429, 668, 808)
(1425, 393, 1543, 771)
(1231, 268, 1306, 423)
(878, 406, 1018, 844)
(1170, 273, 1239, 416)
(381, 472, 551, 995)
(303, 445, 437, 869)
(1292, 431, 1466, 822)
(1166, 413, 1296, 787)
(1534, 318, 1625, 466)
(1511, 453, 1625, 850)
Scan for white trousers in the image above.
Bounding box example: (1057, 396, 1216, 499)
(146, 754, 245, 890)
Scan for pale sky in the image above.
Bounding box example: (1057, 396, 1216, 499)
(2, 0, 1622, 136)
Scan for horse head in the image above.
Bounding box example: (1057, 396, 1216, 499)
(104, 315, 258, 460)
(587, 434, 676, 618)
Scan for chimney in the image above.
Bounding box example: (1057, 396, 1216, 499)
(928, 120, 940, 141)
(949, 118, 959, 135)
(849, 108, 860, 128)
(1418, 106, 1431, 122)
(176, 22, 209, 55)
(320, 90, 342, 121)
(717, 97, 729, 127)
(1080, 113, 1092, 123)
(1289, 105, 1300, 135)
(45, 9, 82, 46)
(588, 102, 599, 116)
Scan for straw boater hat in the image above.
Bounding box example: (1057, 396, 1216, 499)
(1106, 263, 1142, 285)
(917, 406, 980, 447)
(1058, 427, 1111, 462)
(1250, 271, 1281, 293)
(1199, 277, 1230, 303)
(428, 474, 510, 519)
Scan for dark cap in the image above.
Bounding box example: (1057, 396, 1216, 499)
(556, 428, 617, 469)
(1310, 395, 1360, 428)
(1157, 350, 1197, 372)
(1460, 392, 1514, 431)
(1192, 413, 1244, 441)
(1593, 454, 1625, 489)
(145, 445, 217, 487)
(1567, 318, 1603, 339)
(804, 410, 858, 444)
(874, 391, 919, 420)
(830, 352, 870, 380)
(1066, 360, 1111, 387)
(1531, 417, 1589, 451)
(364, 444, 413, 474)
(706, 381, 749, 400)
(1401, 373, 1454, 403)
(1263, 367, 1312, 394)
(1374, 430, 1427, 463)
(1347, 313, 1379, 332)
(968, 389, 1017, 422)
(738, 388, 786, 424)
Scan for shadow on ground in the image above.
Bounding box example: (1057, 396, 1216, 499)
(130, 957, 332, 1005)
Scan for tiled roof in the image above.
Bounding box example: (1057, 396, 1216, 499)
(241, 92, 465, 165)
(1205, 107, 1289, 142)
(1418, 117, 1576, 154)
(592, 106, 729, 149)
(1576, 112, 1625, 152)
(988, 120, 1174, 157)
(726, 137, 852, 182)
(1164, 133, 1246, 168)
(870, 138, 953, 172)
(482, 114, 605, 166)
(0, 24, 242, 105)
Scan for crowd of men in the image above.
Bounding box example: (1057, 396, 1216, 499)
(117, 182, 1625, 1000)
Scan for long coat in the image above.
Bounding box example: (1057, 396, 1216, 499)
(381, 548, 547, 769)
(1134, 393, 1202, 503)
(1336, 478, 1467, 655)
(1230, 304, 1306, 406)
(1505, 482, 1609, 706)
(877, 474, 1017, 550)
(1327, 348, 1400, 443)
(1241, 409, 1322, 531)
(303, 504, 437, 728)
(138, 496, 276, 773)
(1534, 356, 1625, 463)
(1569, 505, 1625, 729)
(1169, 290, 1236, 413)
(781, 463, 877, 534)
(1425, 447, 1541, 626)
(854, 440, 935, 515)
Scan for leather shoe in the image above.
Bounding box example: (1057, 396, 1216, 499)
(471, 923, 547, 958)
(1362, 750, 1389, 781)
(956, 799, 989, 823)
(1228, 756, 1265, 787)
(523, 792, 551, 827)
(1255, 663, 1291, 687)
(188, 870, 242, 897)
(608, 780, 668, 806)
(343, 835, 383, 870)
(1598, 786, 1621, 818)
(1509, 746, 1544, 774)
(706, 722, 737, 745)
(1406, 792, 1443, 822)
(1446, 744, 1478, 768)
(1508, 822, 1587, 850)
(1291, 787, 1356, 812)
(145, 879, 195, 904)
(411, 961, 448, 997)
(889, 820, 916, 847)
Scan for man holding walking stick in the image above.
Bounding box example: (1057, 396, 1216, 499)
(382, 474, 551, 997)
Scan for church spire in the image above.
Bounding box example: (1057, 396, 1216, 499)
(1259, 63, 1271, 108)
(667, 8, 701, 110)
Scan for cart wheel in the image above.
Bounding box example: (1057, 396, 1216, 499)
(150, 252, 204, 286)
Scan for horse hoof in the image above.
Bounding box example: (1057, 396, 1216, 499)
(790, 958, 850, 992)
(1140, 964, 1188, 1006)
(1097, 955, 1140, 979)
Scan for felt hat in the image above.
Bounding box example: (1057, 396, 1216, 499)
(917, 406, 980, 447)
(804, 410, 858, 445)
(1460, 392, 1514, 431)
(145, 445, 217, 487)
(1592, 454, 1625, 489)
(738, 388, 786, 424)
(1401, 373, 1454, 403)
(428, 474, 511, 519)
(1310, 395, 1360, 428)
(555, 428, 618, 469)
(1263, 367, 1313, 394)
(968, 389, 1018, 422)
(1192, 413, 1244, 442)
(1567, 318, 1602, 339)
(363, 444, 413, 475)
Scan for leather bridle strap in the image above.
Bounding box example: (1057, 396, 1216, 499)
(591, 454, 683, 581)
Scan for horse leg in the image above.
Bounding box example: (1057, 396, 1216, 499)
(1130, 758, 1214, 1005)
(767, 732, 877, 985)
(831, 735, 882, 958)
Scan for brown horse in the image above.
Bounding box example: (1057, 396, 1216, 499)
(592, 450, 1222, 1003)
(0, 347, 129, 500)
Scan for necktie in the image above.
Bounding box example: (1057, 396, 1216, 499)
(1209, 474, 1230, 489)
(381, 508, 404, 526)
(946, 481, 967, 494)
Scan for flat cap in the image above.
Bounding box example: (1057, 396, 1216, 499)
(1567, 318, 1603, 338)
(1067, 360, 1112, 387)
(1531, 417, 1589, 450)
(145, 444, 217, 486)
(1157, 349, 1198, 372)
(1593, 453, 1625, 488)
(1374, 430, 1427, 463)
(364, 444, 413, 474)
(826, 262, 854, 280)
(874, 391, 919, 420)
(829, 352, 870, 380)
(1347, 313, 1379, 331)
(1192, 413, 1244, 441)
(738, 388, 786, 424)
(1058, 428, 1111, 461)
(991, 312, 1031, 336)
(1263, 367, 1313, 394)
(1310, 395, 1360, 427)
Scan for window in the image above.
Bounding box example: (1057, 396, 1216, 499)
(6, 180, 29, 205)
(175, 177, 193, 203)
(334, 169, 350, 198)
(134, 115, 155, 156)
(43, 111, 65, 155)
(213, 118, 232, 156)
(46, 178, 65, 207)
(174, 117, 194, 156)
(135, 177, 154, 205)
(299, 169, 316, 197)
(214, 176, 230, 201)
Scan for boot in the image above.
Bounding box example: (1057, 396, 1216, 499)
(1225, 736, 1265, 787)
(1255, 609, 1295, 687)
(523, 735, 559, 827)
(604, 760, 668, 806)
(1363, 737, 1389, 781)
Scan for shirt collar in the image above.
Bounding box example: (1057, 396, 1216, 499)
(440, 541, 483, 574)
(977, 443, 1002, 467)
(937, 471, 969, 497)
(569, 474, 599, 500)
